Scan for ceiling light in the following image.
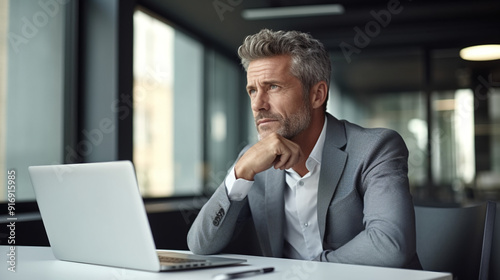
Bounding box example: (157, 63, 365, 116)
(460, 44, 500, 61)
(241, 4, 344, 20)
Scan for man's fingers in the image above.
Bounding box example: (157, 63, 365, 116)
(285, 147, 302, 169)
(273, 141, 301, 170)
(274, 152, 290, 170)
(235, 133, 303, 179)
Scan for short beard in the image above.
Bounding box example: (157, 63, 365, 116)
(255, 94, 312, 140)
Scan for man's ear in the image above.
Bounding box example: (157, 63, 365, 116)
(310, 81, 328, 109)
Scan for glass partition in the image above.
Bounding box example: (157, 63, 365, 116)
(1, 0, 66, 202)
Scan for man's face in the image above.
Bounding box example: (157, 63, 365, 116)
(246, 55, 311, 140)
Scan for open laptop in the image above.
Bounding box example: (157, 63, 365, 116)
(28, 160, 245, 272)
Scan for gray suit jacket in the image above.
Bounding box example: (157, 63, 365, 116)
(187, 114, 421, 269)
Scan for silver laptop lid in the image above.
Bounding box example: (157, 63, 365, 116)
(29, 161, 161, 271)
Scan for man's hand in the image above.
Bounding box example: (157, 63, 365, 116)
(234, 133, 303, 181)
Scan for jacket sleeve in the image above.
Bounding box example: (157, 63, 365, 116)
(315, 129, 421, 269)
(187, 176, 251, 255)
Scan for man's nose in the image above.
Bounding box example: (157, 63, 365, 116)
(251, 91, 270, 112)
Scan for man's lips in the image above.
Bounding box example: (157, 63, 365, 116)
(257, 118, 278, 126)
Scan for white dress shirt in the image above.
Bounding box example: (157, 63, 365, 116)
(225, 118, 328, 260)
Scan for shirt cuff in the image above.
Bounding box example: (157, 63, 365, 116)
(225, 166, 253, 201)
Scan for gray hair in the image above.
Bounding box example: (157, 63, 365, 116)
(238, 29, 331, 103)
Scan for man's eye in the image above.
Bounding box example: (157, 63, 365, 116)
(248, 89, 256, 95)
(270, 85, 279, 90)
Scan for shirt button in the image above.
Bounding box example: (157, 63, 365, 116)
(304, 222, 309, 227)
(298, 181, 304, 186)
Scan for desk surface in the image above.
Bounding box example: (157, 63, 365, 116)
(0, 246, 451, 280)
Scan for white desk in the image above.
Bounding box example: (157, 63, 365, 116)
(0, 246, 452, 280)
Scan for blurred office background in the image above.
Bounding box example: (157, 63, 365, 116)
(0, 0, 499, 247)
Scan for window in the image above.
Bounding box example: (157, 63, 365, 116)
(474, 87, 500, 200)
(133, 9, 204, 197)
(1, 0, 66, 202)
(204, 50, 249, 192)
(0, 0, 7, 201)
(490, 89, 500, 174)
(431, 90, 476, 191)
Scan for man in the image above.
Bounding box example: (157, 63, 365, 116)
(187, 29, 421, 269)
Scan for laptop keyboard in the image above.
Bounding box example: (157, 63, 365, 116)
(158, 255, 208, 264)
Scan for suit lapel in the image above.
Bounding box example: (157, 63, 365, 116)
(264, 168, 286, 257)
(317, 114, 348, 242)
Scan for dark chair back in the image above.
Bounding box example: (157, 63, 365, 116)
(415, 202, 495, 280)
(489, 203, 499, 280)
